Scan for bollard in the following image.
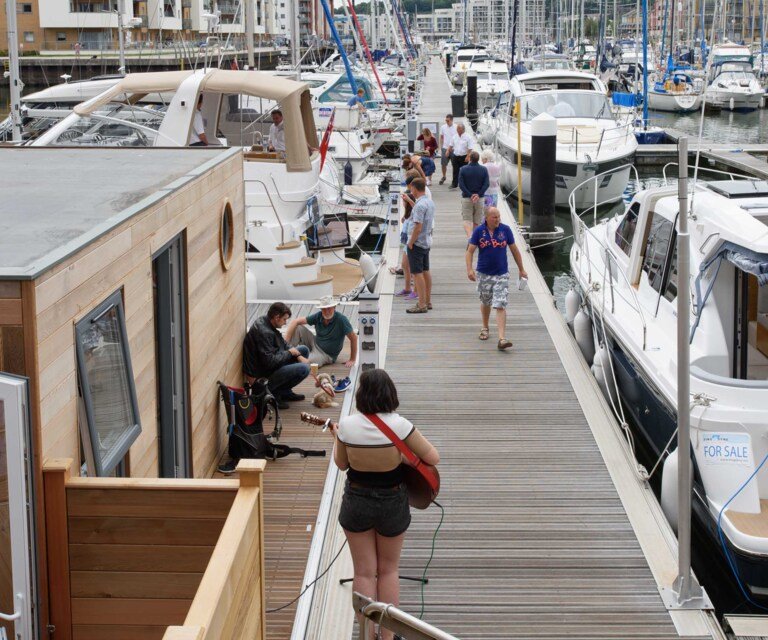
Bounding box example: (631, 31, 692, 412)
(445, 52, 452, 72)
(466, 69, 478, 130)
(407, 117, 418, 153)
(530, 113, 557, 237)
(358, 293, 380, 372)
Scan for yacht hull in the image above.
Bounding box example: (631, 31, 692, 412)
(706, 89, 763, 112)
(647, 90, 703, 113)
(593, 318, 768, 606)
(498, 142, 634, 208)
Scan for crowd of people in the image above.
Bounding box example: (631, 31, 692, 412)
(237, 111, 525, 640)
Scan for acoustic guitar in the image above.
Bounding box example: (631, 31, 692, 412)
(300, 412, 440, 510)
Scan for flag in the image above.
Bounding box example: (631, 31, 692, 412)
(319, 107, 336, 171)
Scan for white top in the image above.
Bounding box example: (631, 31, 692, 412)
(451, 131, 474, 156)
(269, 121, 286, 152)
(189, 110, 205, 144)
(338, 412, 415, 447)
(485, 161, 502, 195)
(439, 122, 458, 150)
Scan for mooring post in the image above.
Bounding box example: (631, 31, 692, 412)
(466, 69, 478, 130)
(530, 113, 557, 236)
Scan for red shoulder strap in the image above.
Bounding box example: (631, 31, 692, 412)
(365, 414, 420, 467)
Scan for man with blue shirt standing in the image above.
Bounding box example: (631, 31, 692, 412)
(286, 296, 358, 368)
(466, 207, 528, 350)
(458, 150, 489, 238)
(406, 177, 435, 314)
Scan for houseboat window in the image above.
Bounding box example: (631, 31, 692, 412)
(75, 291, 141, 477)
(615, 203, 640, 256)
(641, 212, 675, 294)
(220, 200, 234, 270)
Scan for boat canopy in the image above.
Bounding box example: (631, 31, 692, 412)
(73, 69, 319, 172)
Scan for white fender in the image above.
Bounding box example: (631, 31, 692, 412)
(360, 253, 377, 293)
(591, 361, 608, 400)
(729, 97, 735, 111)
(594, 345, 618, 406)
(565, 289, 580, 324)
(245, 262, 258, 302)
(574, 309, 596, 365)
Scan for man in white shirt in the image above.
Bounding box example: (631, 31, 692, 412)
(268, 109, 286, 153)
(438, 114, 457, 185)
(189, 94, 208, 146)
(448, 123, 473, 189)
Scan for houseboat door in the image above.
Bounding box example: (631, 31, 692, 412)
(0, 374, 37, 639)
(153, 235, 191, 478)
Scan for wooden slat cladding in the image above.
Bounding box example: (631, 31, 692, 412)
(29, 153, 245, 482)
(0, 326, 25, 376)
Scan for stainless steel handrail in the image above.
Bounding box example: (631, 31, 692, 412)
(354, 593, 460, 640)
(661, 161, 757, 184)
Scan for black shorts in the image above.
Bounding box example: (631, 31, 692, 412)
(408, 244, 430, 274)
(338, 481, 411, 537)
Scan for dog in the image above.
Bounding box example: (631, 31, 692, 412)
(313, 372, 338, 409)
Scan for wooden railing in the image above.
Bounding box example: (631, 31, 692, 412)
(42, 459, 266, 640)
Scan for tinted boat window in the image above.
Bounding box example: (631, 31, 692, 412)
(615, 203, 640, 256)
(642, 212, 675, 293)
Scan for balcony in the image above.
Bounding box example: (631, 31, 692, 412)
(43, 459, 267, 639)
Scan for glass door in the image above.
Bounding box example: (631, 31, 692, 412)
(0, 374, 36, 639)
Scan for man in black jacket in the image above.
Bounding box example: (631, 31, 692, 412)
(243, 302, 310, 409)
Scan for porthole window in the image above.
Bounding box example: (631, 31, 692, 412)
(219, 200, 234, 270)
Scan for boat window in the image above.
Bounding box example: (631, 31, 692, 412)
(75, 290, 142, 477)
(520, 91, 610, 120)
(663, 242, 679, 302)
(615, 203, 640, 256)
(49, 104, 163, 147)
(641, 212, 675, 294)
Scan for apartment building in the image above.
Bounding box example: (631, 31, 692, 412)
(0, 0, 331, 53)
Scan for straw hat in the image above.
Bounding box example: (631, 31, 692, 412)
(317, 295, 338, 310)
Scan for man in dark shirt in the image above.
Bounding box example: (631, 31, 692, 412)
(458, 151, 490, 238)
(243, 301, 310, 409)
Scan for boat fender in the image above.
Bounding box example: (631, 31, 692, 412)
(565, 288, 580, 325)
(591, 361, 609, 401)
(245, 263, 258, 302)
(594, 345, 618, 406)
(359, 253, 377, 293)
(661, 448, 691, 534)
(729, 97, 735, 111)
(573, 309, 596, 365)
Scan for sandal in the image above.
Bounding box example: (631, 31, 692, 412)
(498, 338, 513, 350)
(406, 305, 428, 314)
(479, 328, 489, 340)
(388, 267, 404, 276)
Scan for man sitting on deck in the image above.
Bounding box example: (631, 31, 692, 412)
(286, 296, 357, 370)
(243, 302, 310, 410)
(267, 109, 286, 153)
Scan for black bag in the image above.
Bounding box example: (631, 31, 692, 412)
(218, 381, 325, 461)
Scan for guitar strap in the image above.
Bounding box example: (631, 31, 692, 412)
(364, 413, 438, 491)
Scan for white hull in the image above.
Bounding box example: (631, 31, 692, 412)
(647, 90, 703, 113)
(706, 88, 763, 111)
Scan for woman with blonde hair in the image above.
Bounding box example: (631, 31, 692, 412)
(331, 369, 439, 640)
(481, 148, 502, 209)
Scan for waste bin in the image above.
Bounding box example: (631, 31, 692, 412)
(451, 92, 466, 118)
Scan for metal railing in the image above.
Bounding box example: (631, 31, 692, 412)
(354, 594, 460, 640)
(661, 162, 756, 184)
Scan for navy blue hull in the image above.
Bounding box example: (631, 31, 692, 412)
(604, 332, 768, 607)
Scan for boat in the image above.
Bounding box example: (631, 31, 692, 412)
(450, 44, 489, 86)
(569, 175, 768, 603)
(477, 70, 637, 208)
(461, 58, 512, 111)
(31, 69, 368, 301)
(524, 53, 576, 72)
(705, 54, 764, 112)
(647, 69, 704, 113)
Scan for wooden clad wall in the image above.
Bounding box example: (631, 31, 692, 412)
(0, 281, 24, 375)
(29, 152, 245, 479)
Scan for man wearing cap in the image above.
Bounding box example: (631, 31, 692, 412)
(285, 296, 357, 368)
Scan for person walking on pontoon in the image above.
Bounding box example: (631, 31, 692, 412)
(466, 207, 527, 350)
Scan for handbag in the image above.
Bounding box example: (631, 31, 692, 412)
(365, 414, 440, 510)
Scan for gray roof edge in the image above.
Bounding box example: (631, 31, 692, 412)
(0, 147, 242, 282)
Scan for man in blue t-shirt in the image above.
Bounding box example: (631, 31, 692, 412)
(286, 296, 358, 367)
(465, 207, 528, 350)
(347, 87, 367, 112)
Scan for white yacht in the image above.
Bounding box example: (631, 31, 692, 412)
(647, 70, 704, 113)
(478, 70, 637, 208)
(462, 58, 512, 111)
(450, 45, 489, 86)
(569, 177, 768, 602)
(32, 69, 367, 301)
(706, 57, 764, 112)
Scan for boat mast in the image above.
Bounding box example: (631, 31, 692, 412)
(4, 0, 22, 141)
(642, 0, 649, 127)
(669, 0, 676, 70)
(118, 0, 127, 73)
(290, 0, 300, 79)
(244, 0, 255, 67)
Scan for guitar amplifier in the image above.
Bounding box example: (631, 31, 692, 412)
(358, 292, 380, 372)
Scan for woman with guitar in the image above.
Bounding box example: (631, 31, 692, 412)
(324, 369, 439, 640)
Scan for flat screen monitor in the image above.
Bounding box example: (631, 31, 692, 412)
(307, 212, 351, 251)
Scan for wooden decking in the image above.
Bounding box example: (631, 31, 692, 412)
(216, 301, 357, 639)
(371, 61, 720, 639)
